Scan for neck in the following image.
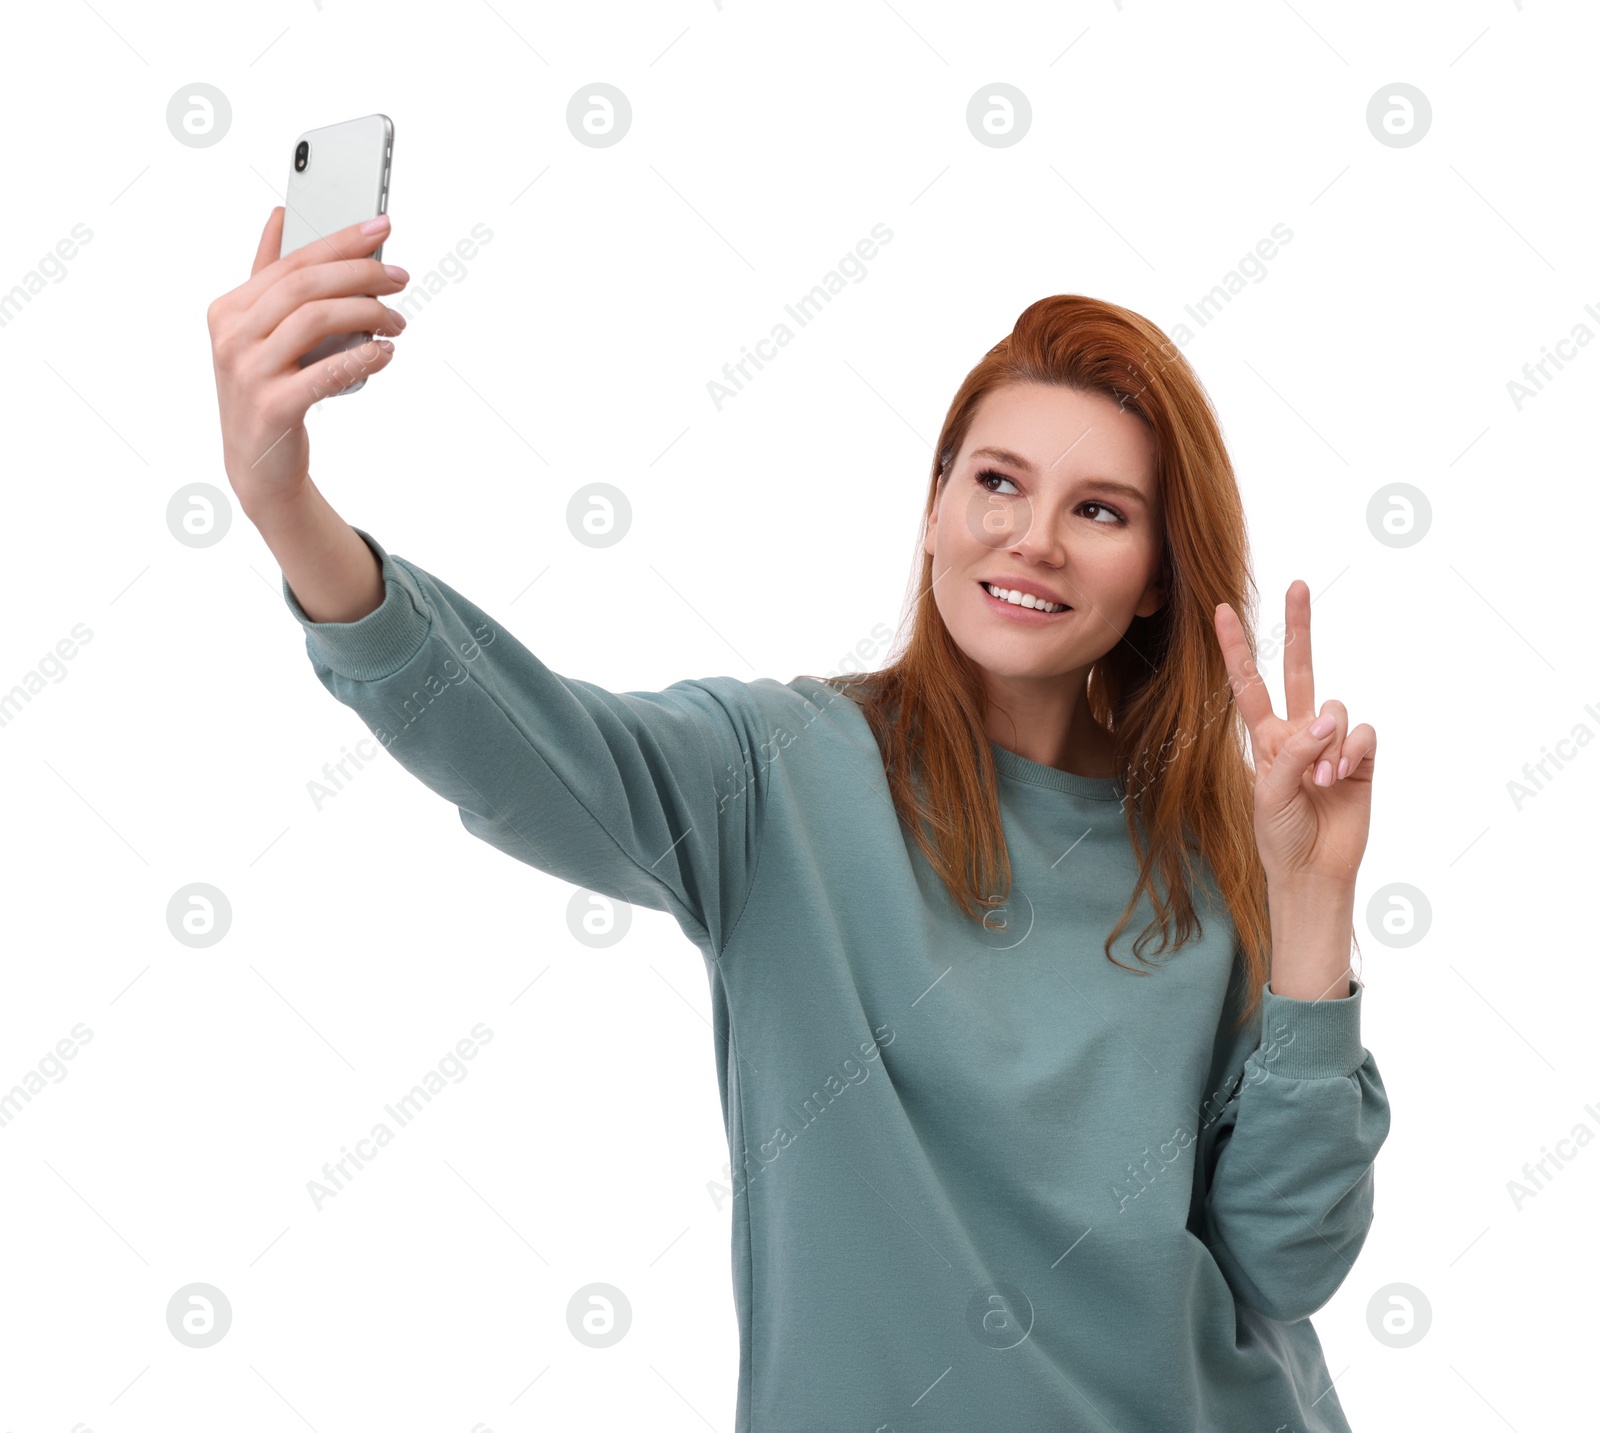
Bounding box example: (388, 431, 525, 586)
(983, 680, 1113, 778)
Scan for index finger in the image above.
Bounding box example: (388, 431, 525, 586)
(250, 206, 285, 278)
(237, 208, 390, 307)
(1214, 601, 1277, 735)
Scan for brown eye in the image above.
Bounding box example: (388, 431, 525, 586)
(975, 467, 1019, 495)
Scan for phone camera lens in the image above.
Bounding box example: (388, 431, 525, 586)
(294, 140, 309, 172)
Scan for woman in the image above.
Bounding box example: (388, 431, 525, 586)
(209, 209, 1389, 1432)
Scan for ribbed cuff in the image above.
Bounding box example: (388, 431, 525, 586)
(1253, 979, 1365, 1079)
(280, 526, 433, 681)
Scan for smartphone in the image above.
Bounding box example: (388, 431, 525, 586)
(280, 113, 394, 393)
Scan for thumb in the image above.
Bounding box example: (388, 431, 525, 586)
(1269, 713, 1337, 803)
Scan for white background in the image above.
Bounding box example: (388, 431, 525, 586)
(1, 1, 1594, 1429)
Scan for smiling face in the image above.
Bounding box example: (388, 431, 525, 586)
(923, 381, 1169, 743)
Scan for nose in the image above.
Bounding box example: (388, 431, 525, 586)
(1005, 510, 1068, 569)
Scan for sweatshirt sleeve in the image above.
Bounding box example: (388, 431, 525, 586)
(1190, 971, 1391, 1324)
(278, 526, 773, 957)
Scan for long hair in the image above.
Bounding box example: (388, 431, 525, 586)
(801, 295, 1352, 1036)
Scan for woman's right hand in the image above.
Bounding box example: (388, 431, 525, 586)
(207, 208, 409, 515)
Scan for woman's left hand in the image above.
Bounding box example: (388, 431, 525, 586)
(1213, 581, 1376, 892)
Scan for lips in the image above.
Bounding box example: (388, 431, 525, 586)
(977, 583, 1073, 623)
(978, 579, 1071, 611)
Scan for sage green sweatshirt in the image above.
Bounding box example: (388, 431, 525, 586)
(281, 527, 1390, 1433)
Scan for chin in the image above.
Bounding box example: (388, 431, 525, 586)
(956, 639, 1069, 678)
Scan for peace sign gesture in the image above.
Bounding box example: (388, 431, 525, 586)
(1213, 581, 1377, 893)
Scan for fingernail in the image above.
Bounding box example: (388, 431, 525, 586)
(1309, 714, 1335, 738)
(1316, 760, 1333, 786)
(1337, 757, 1349, 780)
(361, 214, 391, 234)
(386, 307, 406, 329)
(383, 264, 409, 283)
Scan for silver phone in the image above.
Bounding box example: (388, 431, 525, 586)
(280, 113, 393, 393)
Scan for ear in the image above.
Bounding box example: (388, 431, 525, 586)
(923, 491, 939, 558)
(1134, 558, 1169, 619)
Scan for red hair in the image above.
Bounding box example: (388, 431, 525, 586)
(802, 294, 1356, 1035)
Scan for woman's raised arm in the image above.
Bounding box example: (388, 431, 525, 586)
(208, 211, 788, 955)
(207, 206, 408, 622)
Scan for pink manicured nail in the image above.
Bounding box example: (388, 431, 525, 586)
(361, 214, 391, 234)
(1309, 714, 1335, 739)
(1315, 760, 1333, 786)
(1337, 757, 1349, 780)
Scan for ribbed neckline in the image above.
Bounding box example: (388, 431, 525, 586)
(792, 677, 1126, 803)
(989, 741, 1124, 801)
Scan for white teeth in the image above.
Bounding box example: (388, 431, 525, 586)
(984, 582, 1066, 613)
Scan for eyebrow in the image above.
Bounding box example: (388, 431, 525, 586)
(967, 445, 1151, 506)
